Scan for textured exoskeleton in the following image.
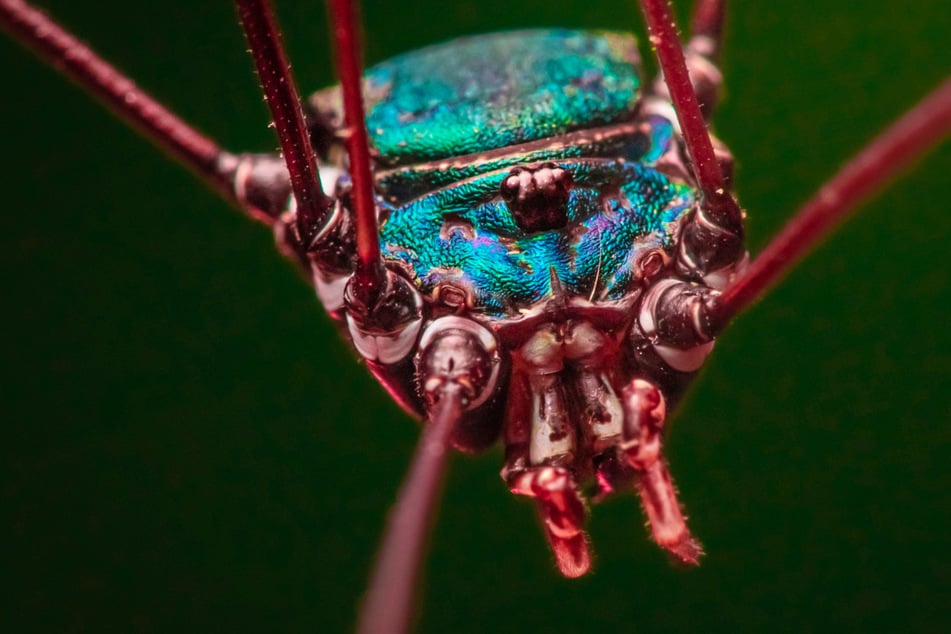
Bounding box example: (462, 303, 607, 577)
(234, 29, 745, 574)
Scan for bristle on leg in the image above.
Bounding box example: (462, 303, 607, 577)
(510, 466, 592, 577)
(621, 379, 703, 565)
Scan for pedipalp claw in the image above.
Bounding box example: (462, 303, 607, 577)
(510, 466, 592, 577)
(622, 379, 703, 565)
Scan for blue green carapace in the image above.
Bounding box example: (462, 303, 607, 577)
(314, 31, 696, 318)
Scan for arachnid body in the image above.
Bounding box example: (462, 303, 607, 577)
(2, 1, 948, 632)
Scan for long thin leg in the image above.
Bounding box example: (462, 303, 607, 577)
(358, 386, 464, 634)
(235, 0, 333, 243)
(638, 0, 740, 232)
(712, 78, 951, 326)
(359, 316, 502, 634)
(327, 0, 385, 306)
(0, 0, 237, 204)
(328, 0, 423, 370)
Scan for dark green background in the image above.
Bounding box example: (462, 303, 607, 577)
(2, 1, 948, 632)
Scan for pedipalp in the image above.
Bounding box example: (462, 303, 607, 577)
(620, 378, 702, 564)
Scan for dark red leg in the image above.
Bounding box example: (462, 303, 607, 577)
(650, 0, 727, 119)
(235, 0, 333, 243)
(359, 318, 501, 634)
(327, 0, 385, 306)
(638, 1, 951, 339)
(638, 0, 740, 234)
(0, 0, 237, 204)
(324, 0, 420, 375)
(358, 386, 464, 634)
(713, 78, 951, 325)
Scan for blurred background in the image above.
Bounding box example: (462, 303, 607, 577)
(2, 1, 948, 631)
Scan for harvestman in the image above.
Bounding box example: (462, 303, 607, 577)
(2, 1, 948, 633)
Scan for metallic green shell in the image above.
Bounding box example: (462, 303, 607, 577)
(313, 31, 695, 319)
(313, 30, 642, 168)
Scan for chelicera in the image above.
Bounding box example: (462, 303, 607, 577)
(2, 1, 948, 633)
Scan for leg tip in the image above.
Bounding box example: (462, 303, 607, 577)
(661, 532, 704, 566)
(548, 530, 592, 578)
